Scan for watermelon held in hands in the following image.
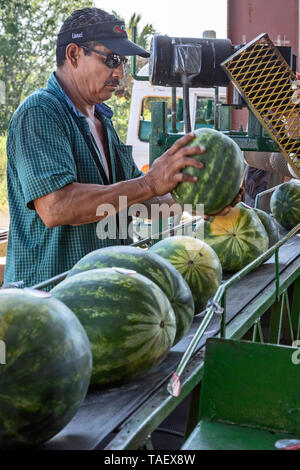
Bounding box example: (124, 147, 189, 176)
(171, 128, 244, 215)
(196, 204, 269, 273)
(270, 180, 300, 230)
(67, 245, 194, 346)
(149, 236, 222, 315)
(51, 268, 176, 386)
(0, 288, 92, 448)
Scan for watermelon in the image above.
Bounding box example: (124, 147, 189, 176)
(67, 245, 194, 345)
(252, 207, 280, 248)
(195, 204, 269, 272)
(51, 268, 176, 386)
(149, 236, 222, 315)
(270, 180, 300, 230)
(240, 203, 280, 249)
(0, 288, 92, 448)
(171, 128, 244, 215)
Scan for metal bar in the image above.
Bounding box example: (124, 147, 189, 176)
(268, 297, 282, 344)
(275, 249, 280, 300)
(226, 260, 299, 341)
(171, 87, 178, 132)
(256, 319, 264, 343)
(254, 184, 282, 209)
(283, 289, 295, 344)
(252, 321, 258, 342)
(183, 383, 201, 441)
(220, 292, 226, 338)
(131, 216, 201, 248)
(214, 87, 220, 130)
(291, 277, 300, 339)
(167, 303, 217, 393)
(130, 27, 149, 81)
(31, 271, 69, 290)
(278, 294, 285, 344)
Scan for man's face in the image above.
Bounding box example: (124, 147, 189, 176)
(68, 43, 125, 103)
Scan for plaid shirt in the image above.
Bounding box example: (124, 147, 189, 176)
(4, 72, 143, 289)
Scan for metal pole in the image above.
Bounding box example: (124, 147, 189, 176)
(171, 87, 178, 132)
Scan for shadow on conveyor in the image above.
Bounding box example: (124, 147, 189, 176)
(96, 394, 191, 450)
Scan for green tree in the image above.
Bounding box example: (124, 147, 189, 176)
(0, 0, 93, 134)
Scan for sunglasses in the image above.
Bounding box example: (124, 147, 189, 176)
(80, 45, 128, 69)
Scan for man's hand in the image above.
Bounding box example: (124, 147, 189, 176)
(203, 187, 244, 220)
(143, 132, 205, 197)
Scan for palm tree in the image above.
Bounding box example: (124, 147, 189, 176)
(111, 11, 157, 50)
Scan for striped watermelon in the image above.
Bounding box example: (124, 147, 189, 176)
(149, 236, 222, 315)
(51, 268, 176, 386)
(196, 204, 269, 272)
(0, 288, 92, 448)
(171, 128, 244, 215)
(240, 203, 280, 249)
(270, 180, 300, 230)
(252, 207, 280, 248)
(67, 245, 194, 345)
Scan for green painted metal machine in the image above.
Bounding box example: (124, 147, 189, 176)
(144, 32, 300, 178)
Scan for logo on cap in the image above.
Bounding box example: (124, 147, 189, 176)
(72, 32, 83, 39)
(113, 25, 126, 34)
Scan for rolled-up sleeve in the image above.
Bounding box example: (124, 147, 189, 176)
(10, 106, 77, 209)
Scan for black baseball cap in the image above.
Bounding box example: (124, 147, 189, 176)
(57, 20, 150, 58)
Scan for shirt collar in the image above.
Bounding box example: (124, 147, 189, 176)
(46, 72, 114, 119)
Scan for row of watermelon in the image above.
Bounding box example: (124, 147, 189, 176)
(193, 180, 300, 273)
(0, 234, 225, 447)
(0, 197, 286, 449)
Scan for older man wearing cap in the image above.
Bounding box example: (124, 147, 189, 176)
(4, 7, 239, 289)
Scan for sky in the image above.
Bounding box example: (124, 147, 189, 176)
(94, 0, 227, 39)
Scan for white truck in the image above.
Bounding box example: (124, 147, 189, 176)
(126, 64, 227, 172)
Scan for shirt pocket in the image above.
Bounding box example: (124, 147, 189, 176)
(114, 144, 134, 182)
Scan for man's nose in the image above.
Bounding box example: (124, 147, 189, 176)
(112, 63, 124, 80)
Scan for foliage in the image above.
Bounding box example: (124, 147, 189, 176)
(0, 0, 93, 134)
(0, 3, 157, 141)
(111, 11, 156, 50)
(0, 134, 8, 212)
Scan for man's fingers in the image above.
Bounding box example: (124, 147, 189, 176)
(174, 145, 206, 159)
(167, 132, 196, 156)
(230, 187, 244, 206)
(174, 156, 204, 171)
(174, 173, 199, 184)
(217, 206, 231, 216)
(204, 206, 231, 219)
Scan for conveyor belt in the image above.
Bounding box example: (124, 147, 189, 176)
(42, 229, 300, 450)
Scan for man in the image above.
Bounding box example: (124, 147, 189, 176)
(4, 7, 239, 289)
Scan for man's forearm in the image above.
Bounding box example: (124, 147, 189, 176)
(35, 176, 154, 227)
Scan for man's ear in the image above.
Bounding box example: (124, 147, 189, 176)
(65, 43, 81, 67)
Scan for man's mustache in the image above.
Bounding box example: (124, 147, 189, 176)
(104, 79, 120, 86)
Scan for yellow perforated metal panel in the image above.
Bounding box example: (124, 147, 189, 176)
(222, 33, 300, 178)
